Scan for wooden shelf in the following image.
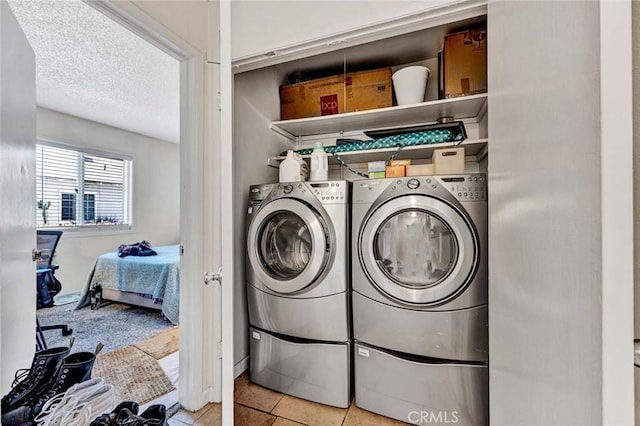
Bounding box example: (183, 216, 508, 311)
(270, 94, 488, 140)
(267, 139, 488, 168)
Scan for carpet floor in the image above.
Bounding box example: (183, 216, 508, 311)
(37, 301, 174, 354)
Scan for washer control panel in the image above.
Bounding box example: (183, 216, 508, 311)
(441, 175, 486, 201)
(310, 181, 347, 204)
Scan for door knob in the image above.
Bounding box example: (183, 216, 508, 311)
(204, 268, 222, 285)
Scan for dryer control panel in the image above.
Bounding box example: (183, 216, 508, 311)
(309, 181, 348, 204)
(440, 175, 486, 201)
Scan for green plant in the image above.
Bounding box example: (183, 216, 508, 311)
(37, 199, 51, 224)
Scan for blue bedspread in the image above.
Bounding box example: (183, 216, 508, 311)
(76, 244, 180, 324)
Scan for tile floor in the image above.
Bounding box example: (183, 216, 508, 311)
(168, 372, 408, 426)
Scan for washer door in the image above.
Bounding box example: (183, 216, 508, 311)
(248, 198, 329, 294)
(359, 194, 478, 305)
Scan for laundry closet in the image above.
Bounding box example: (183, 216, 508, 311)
(229, 1, 633, 425)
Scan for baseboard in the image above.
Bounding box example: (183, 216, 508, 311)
(234, 356, 249, 378)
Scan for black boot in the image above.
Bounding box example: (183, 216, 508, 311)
(90, 401, 139, 426)
(115, 404, 167, 426)
(1, 351, 96, 425)
(0, 346, 70, 414)
(31, 351, 96, 417)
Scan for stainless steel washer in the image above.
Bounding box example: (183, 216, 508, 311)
(246, 180, 351, 408)
(351, 174, 488, 425)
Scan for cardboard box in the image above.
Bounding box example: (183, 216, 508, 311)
(406, 164, 434, 176)
(386, 165, 405, 177)
(368, 161, 386, 172)
(433, 147, 465, 175)
(368, 171, 386, 179)
(443, 28, 487, 98)
(280, 68, 393, 120)
(390, 159, 412, 166)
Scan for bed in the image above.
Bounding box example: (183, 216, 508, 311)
(76, 244, 180, 324)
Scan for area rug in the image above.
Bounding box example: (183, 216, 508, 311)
(133, 327, 179, 360)
(93, 345, 175, 404)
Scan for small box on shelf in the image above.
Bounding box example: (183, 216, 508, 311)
(386, 165, 406, 177)
(368, 171, 386, 179)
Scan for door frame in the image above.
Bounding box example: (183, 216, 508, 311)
(86, 0, 226, 414)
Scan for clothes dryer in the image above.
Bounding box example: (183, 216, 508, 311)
(351, 174, 488, 425)
(246, 181, 350, 408)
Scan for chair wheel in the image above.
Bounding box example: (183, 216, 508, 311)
(62, 329, 73, 336)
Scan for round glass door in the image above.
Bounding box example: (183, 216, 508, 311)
(259, 211, 312, 280)
(374, 210, 458, 289)
(247, 198, 329, 294)
(359, 195, 477, 305)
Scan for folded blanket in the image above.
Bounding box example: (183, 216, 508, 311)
(117, 240, 157, 257)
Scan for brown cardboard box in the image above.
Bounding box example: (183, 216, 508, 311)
(443, 28, 487, 98)
(385, 165, 406, 177)
(280, 68, 392, 120)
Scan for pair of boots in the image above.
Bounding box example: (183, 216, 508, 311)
(1, 342, 98, 425)
(90, 402, 168, 426)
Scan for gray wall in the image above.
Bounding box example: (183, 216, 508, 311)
(232, 68, 291, 367)
(488, 2, 603, 425)
(37, 107, 180, 295)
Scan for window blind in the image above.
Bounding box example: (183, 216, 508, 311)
(36, 143, 132, 229)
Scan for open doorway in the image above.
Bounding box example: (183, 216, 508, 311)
(1, 0, 224, 422)
(8, 0, 182, 414)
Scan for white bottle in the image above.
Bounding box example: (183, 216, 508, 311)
(310, 142, 328, 181)
(279, 150, 301, 182)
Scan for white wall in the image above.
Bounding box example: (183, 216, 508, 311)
(231, 0, 452, 60)
(131, 0, 209, 54)
(36, 107, 180, 295)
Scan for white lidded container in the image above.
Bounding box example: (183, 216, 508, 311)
(279, 150, 305, 182)
(310, 142, 328, 181)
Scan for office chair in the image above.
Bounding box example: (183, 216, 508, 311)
(36, 230, 72, 350)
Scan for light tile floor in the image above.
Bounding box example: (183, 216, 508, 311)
(168, 372, 408, 426)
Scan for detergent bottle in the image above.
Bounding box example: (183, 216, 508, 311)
(279, 150, 301, 182)
(310, 142, 328, 181)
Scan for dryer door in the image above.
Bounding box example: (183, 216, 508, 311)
(247, 198, 330, 294)
(359, 194, 478, 305)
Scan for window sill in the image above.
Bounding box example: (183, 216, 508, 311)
(36, 225, 135, 238)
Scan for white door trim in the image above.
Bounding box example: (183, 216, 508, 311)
(85, 0, 219, 412)
(219, 1, 235, 424)
(599, 0, 634, 424)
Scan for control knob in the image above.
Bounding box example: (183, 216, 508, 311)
(407, 178, 420, 190)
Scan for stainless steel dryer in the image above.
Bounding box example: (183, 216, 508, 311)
(351, 174, 488, 425)
(246, 180, 350, 408)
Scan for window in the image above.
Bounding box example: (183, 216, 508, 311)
(36, 142, 132, 231)
(60, 193, 76, 222)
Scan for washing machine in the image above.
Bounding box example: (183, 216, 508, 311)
(246, 180, 351, 408)
(351, 174, 488, 425)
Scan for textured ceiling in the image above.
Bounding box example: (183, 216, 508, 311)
(8, 0, 180, 143)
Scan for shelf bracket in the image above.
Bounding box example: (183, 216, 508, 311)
(269, 123, 297, 142)
(266, 157, 281, 169)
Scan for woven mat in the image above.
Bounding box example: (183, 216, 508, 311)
(133, 327, 179, 360)
(93, 345, 175, 404)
